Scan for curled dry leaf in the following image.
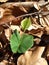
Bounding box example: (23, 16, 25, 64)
(27, 17, 45, 37)
(17, 47, 48, 65)
(28, 24, 44, 37)
(29, 29, 43, 37)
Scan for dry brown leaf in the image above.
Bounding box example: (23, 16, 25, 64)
(28, 26, 44, 37)
(30, 30, 43, 37)
(17, 47, 48, 65)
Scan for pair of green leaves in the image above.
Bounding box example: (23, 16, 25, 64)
(10, 18, 34, 53)
(10, 30, 34, 53)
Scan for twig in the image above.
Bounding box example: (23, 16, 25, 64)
(16, 12, 39, 18)
(0, 11, 48, 25)
(16, 11, 49, 19)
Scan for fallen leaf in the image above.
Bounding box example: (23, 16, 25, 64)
(17, 47, 48, 65)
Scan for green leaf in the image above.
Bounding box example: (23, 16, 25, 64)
(18, 34, 34, 53)
(10, 30, 34, 53)
(10, 30, 20, 53)
(21, 18, 31, 31)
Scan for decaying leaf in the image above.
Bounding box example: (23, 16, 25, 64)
(29, 29, 44, 37)
(28, 24, 44, 37)
(17, 47, 48, 65)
